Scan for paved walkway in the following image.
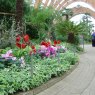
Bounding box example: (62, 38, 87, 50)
(37, 44, 95, 95)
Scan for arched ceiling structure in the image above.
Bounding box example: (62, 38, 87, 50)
(30, 0, 95, 18)
(60, 0, 95, 10)
(72, 7, 95, 19)
(33, 0, 95, 9)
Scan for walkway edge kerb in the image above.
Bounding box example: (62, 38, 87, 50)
(16, 62, 79, 95)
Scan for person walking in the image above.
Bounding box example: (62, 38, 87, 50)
(92, 31, 95, 47)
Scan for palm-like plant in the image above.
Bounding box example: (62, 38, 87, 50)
(56, 20, 84, 44)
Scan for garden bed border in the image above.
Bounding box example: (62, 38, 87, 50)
(16, 62, 79, 95)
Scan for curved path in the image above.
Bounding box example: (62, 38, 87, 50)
(37, 44, 95, 95)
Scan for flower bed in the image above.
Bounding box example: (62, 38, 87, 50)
(0, 50, 78, 95)
(0, 34, 80, 95)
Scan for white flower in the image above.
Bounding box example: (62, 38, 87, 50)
(19, 56, 26, 67)
(6, 50, 12, 55)
(12, 57, 17, 61)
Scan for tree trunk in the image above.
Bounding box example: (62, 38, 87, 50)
(16, 0, 24, 29)
(66, 15, 69, 20)
(67, 32, 75, 44)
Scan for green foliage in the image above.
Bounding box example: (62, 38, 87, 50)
(62, 8, 73, 20)
(61, 51, 79, 65)
(26, 24, 39, 39)
(56, 18, 93, 44)
(66, 43, 84, 53)
(0, 51, 78, 94)
(0, 57, 21, 69)
(25, 7, 54, 27)
(0, 47, 30, 58)
(0, 0, 31, 22)
(25, 7, 56, 40)
(12, 48, 29, 57)
(77, 15, 93, 43)
(74, 35, 80, 45)
(0, 0, 31, 14)
(56, 20, 81, 35)
(0, 0, 16, 13)
(56, 20, 82, 44)
(0, 19, 16, 48)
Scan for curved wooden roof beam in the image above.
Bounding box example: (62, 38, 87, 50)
(56, 0, 68, 10)
(58, 0, 95, 11)
(49, 0, 56, 6)
(53, 0, 62, 9)
(72, 6, 95, 19)
(34, 0, 42, 9)
(44, 0, 50, 7)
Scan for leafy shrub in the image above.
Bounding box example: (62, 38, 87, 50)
(26, 24, 39, 39)
(66, 44, 84, 53)
(0, 50, 79, 95)
(61, 51, 79, 65)
(0, 19, 16, 48)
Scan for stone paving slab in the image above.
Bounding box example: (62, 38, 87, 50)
(37, 45, 95, 95)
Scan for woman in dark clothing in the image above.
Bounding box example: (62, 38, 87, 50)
(92, 32, 95, 47)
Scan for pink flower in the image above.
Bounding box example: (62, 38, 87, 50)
(1, 50, 16, 60)
(1, 50, 13, 58)
(40, 45, 47, 51)
(51, 46, 57, 51)
(45, 52, 50, 57)
(56, 46, 61, 49)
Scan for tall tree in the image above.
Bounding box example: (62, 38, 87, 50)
(16, 0, 24, 28)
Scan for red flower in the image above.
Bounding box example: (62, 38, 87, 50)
(41, 41, 50, 47)
(47, 42, 50, 46)
(24, 35, 29, 42)
(21, 44, 27, 49)
(16, 43, 26, 49)
(31, 45, 36, 54)
(16, 43, 21, 48)
(54, 40, 61, 45)
(16, 35, 21, 42)
(29, 51, 32, 55)
(57, 40, 61, 44)
(29, 49, 36, 55)
(33, 49, 36, 54)
(41, 41, 46, 46)
(31, 45, 35, 49)
(54, 40, 57, 45)
(45, 42, 50, 47)
(16, 34, 30, 49)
